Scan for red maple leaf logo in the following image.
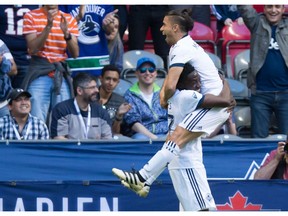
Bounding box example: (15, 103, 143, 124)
(217, 191, 262, 211)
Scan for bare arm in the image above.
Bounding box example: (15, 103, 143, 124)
(53, 135, 68, 140)
(75, 5, 85, 22)
(160, 66, 183, 108)
(132, 122, 158, 140)
(60, 14, 79, 58)
(8, 58, 17, 76)
(254, 142, 286, 179)
(200, 79, 235, 108)
(102, 9, 119, 35)
(112, 103, 131, 134)
(26, 8, 58, 54)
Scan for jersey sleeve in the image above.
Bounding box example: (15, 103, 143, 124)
(176, 90, 203, 116)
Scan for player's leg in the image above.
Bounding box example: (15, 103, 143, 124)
(137, 108, 228, 183)
(118, 165, 166, 198)
(169, 168, 216, 211)
(113, 108, 228, 196)
(112, 139, 181, 196)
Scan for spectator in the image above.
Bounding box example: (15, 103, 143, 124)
(211, 5, 243, 35)
(113, 5, 128, 39)
(127, 5, 170, 69)
(0, 5, 39, 88)
(122, 57, 168, 140)
(0, 39, 17, 117)
(50, 72, 112, 140)
(97, 65, 131, 135)
(254, 141, 288, 179)
(0, 88, 49, 140)
(238, 5, 288, 138)
(21, 5, 79, 123)
(105, 14, 124, 72)
(59, 5, 118, 77)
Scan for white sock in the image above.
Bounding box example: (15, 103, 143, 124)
(144, 166, 166, 186)
(139, 141, 180, 184)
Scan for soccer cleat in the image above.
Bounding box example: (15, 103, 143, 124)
(112, 168, 145, 191)
(121, 180, 150, 198)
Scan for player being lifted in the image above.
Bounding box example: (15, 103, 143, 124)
(112, 63, 235, 211)
(113, 8, 236, 211)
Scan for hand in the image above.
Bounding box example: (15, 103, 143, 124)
(237, 17, 244, 25)
(76, 5, 86, 22)
(117, 102, 132, 116)
(102, 9, 118, 34)
(160, 98, 168, 109)
(150, 134, 158, 140)
(224, 18, 233, 26)
(46, 8, 58, 28)
(276, 141, 286, 161)
(60, 14, 69, 36)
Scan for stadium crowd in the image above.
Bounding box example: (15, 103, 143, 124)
(0, 4, 288, 142)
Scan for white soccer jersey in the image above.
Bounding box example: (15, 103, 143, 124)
(167, 90, 204, 169)
(169, 35, 222, 95)
(167, 90, 224, 211)
(167, 89, 229, 169)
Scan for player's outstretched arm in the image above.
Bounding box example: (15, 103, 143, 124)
(200, 79, 235, 108)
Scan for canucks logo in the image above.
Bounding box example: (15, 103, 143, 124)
(78, 15, 101, 44)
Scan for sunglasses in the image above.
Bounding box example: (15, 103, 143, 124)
(139, 67, 155, 73)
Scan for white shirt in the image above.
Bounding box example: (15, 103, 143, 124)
(169, 35, 223, 95)
(167, 90, 204, 169)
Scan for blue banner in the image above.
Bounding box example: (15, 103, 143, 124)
(0, 139, 285, 211)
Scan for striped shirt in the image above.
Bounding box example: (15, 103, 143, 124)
(23, 7, 79, 63)
(0, 114, 49, 140)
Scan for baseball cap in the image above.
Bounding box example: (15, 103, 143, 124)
(7, 88, 31, 104)
(136, 57, 156, 70)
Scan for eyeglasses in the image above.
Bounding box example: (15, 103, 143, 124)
(80, 85, 98, 90)
(139, 67, 155, 73)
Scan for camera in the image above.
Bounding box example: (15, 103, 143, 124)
(285, 136, 288, 153)
(284, 143, 288, 153)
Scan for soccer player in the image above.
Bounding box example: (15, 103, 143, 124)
(113, 63, 235, 211)
(112, 8, 235, 211)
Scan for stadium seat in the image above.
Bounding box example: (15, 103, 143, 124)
(265, 134, 287, 140)
(208, 134, 242, 140)
(113, 79, 133, 96)
(209, 7, 218, 41)
(226, 78, 250, 107)
(221, 21, 251, 78)
(233, 106, 251, 138)
(206, 51, 225, 76)
(122, 27, 155, 53)
(122, 50, 167, 84)
(234, 49, 250, 85)
(226, 78, 249, 99)
(189, 21, 217, 55)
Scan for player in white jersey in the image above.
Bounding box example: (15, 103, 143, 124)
(113, 62, 234, 211)
(112, 9, 235, 210)
(167, 64, 229, 211)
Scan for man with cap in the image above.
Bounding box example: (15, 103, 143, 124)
(0, 88, 49, 140)
(121, 57, 168, 140)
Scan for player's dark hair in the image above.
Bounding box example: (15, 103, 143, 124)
(166, 8, 194, 32)
(73, 72, 97, 96)
(101, 64, 121, 77)
(176, 63, 195, 90)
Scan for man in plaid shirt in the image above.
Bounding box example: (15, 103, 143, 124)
(0, 88, 49, 140)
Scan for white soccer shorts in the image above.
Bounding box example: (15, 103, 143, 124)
(169, 167, 216, 211)
(179, 107, 229, 136)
